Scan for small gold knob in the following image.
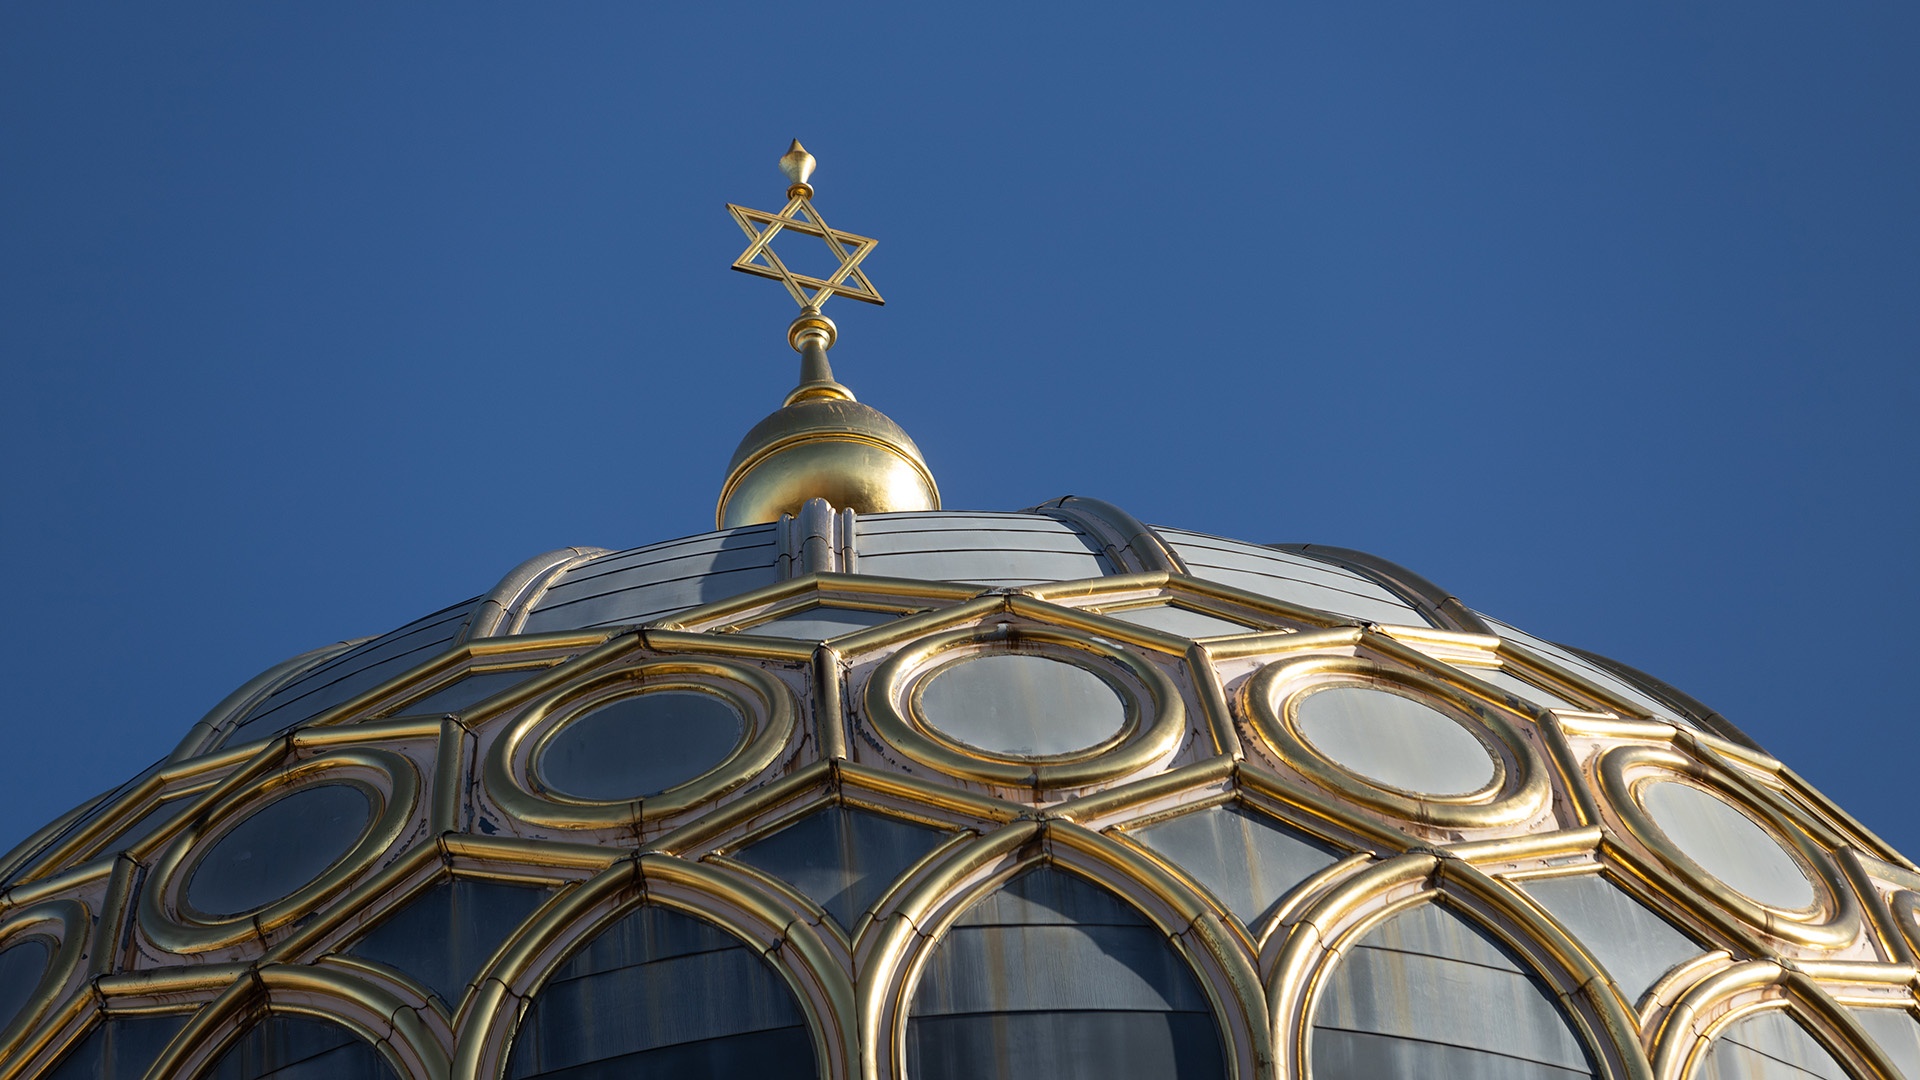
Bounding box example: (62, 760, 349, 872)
(779, 139, 817, 199)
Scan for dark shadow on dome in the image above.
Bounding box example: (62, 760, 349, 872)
(504, 905, 815, 1080)
(204, 1015, 396, 1080)
(734, 805, 950, 932)
(42, 1014, 188, 1080)
(907, 866, 1225, 1080)
(346, 878, 550, 1009)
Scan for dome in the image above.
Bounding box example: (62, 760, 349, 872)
(2, 496, 1917, 1080)
(0, 144, 1912, 1080)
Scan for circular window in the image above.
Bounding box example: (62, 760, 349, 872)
(1293, 685, 1497, 796)
(536, 689, 746, 802)
(1597, 745, 1854, 948)
(483, 658, 798, 830)
(862, 625, 1186, 788)
(916, 653, 1128, 759)
(1241, 658, 1550, 830)
(138, 750, 419, 954)
(1639, 780, 1816, 911)
(185, 782, 374, 918)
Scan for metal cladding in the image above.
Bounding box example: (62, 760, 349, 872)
(3, 502, 1919, 1080)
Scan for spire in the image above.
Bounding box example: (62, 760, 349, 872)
(715, 141, 939, 529)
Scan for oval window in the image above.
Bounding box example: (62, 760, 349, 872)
(186, 783, 373, 918)
(537, 690, 745, 802)
(917, 653, 1128, 758)
(1294, 685, 1496, 796)
(1641, 780, 1816, 910)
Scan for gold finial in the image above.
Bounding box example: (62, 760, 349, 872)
(726, 142, 884, 313)
(716, 141, 938, 529)
(778, 139, 816, 199)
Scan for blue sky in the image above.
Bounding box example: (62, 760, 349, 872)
(1, 6, 1915, 855)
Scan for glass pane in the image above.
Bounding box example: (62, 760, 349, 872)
(1851, 1008, 1920, 1080)
(907, 867, 1225, 1080)
(348, 879, 550, 1007)
(917, 654, 1128, 758)
(1640, 782, 1816, 910)
(505, 906, 814, 1080)
(186, 784, 372, 918)
(1100, 605, 1253, 639)
(1312, 902, 1596, 1079)
(737, 608, 900, 640)
(399, 669, 546, 716)
(1700, 1010, 1850, 1080)
(205, 1015, 396, 1080)
(0, 937, 48, 1031)
(734, 807, 950, 930)
(1129, 805, 1342, 926)
(44, 1014, 189, 1080)
(537, 691, 744, 802)
(1294, 686, 1495, 796)
(1520, 874, 1701, 1006)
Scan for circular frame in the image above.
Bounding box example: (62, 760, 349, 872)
(483, 657, 797, 830)
(139, 750, 420, 954)
(862, 625, 1187, 787)
(1241, 657, 1551, 829)
(1600, 744, 1858, 949)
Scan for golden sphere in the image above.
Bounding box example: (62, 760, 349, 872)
(716, 395, 939, 528)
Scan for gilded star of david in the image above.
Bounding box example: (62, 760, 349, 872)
(727, 195, 884, 309)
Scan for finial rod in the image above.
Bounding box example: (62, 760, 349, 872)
(785, 308, 851, 404)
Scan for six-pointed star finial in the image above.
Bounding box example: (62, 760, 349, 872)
(727, 140, 884, 310)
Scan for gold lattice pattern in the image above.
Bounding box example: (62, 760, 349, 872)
(0, 569, 1915, 1080)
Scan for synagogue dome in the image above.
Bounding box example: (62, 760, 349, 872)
(3, 500, 1915, 1080)
(1, 143, 1914, 1080)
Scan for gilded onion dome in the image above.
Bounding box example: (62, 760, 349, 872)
(0, 145, 1916, 1080)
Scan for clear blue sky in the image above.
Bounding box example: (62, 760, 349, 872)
(2, 6, 1915, 855)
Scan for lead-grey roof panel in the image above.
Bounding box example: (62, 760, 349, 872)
(522, 525, 782, 631)
(1476, 614, 1687, 726)
(230, 599, 479, 743)
(1156, 528, 1430, 626)
(855, 511, 1111, 585)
